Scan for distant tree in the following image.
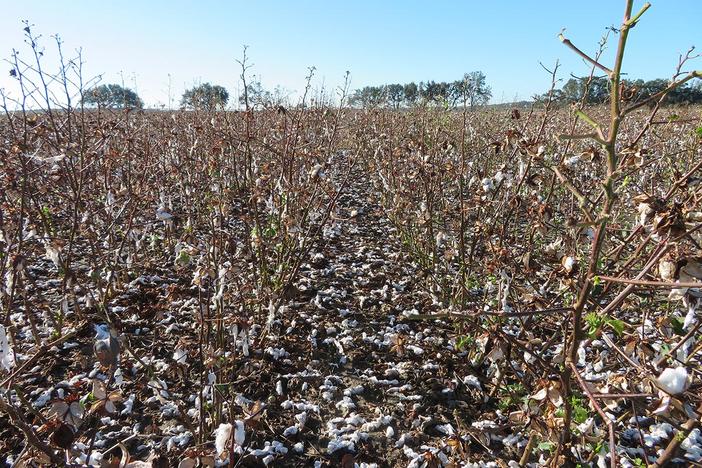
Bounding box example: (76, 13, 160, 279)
(588, 76, 609, 103)
(350, 86, 386, 108)
(639, 78, 668, 100)
(403, 82, 419, 106)
(559, 76, 608, 104)
(449, 80, 464, 106)
(684, 81, 702, 103)
(542, 75, 702, 107)
(419, 81, 452, 105)
(271, 85, 293, 106)
(349, 72, 493, 109)
(181, 83, 229, 110)
(386, 84, 405, 109)
(436, 81, 452, 104)
(83, 84, 143, 109)
(560, 78, 582, 102)
(421, 81, 440, 103)
(452, 71, 492, 107)
(239, 79, 272, 109)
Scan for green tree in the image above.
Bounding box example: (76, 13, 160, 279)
(386, 84, 405, 109)
(83, 84, 143, 109)
(544, 76, 702, 107)
(640, 78, 668, 100)
(435, 81, 452, 105)
(561, 78, 582, 102)
(403, 82, 419, 106)
(451, 72, 492, 107)
(350, 86, 386, 108)
(181, 83, 229, 110)
(559, 76, 608, 104)
(421, 81, 441, 103)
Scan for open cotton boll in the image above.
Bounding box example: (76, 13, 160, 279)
(234, 420, 246, 446)
(0, 326, 16, 371)
(561, 256, 575, 273)
(657, 367, 690, 395)
(481, 178, 494, 193)
(156, 207, 173, 221)
(214, 423, 232, 455)
(565, 155, 580, 167)
(173, 348, 187, 364)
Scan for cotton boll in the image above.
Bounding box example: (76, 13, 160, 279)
(0, 326, 16, 371)
(657, 367, 690, 395)
(214, 423, 232, 456)
(156, 207, 173, 221)
(234, 420, 246, 446)
(309, 164, 324, 180)
(481, 178, 495, 193)
(565, 155, 580, 167)
(173, 348, 187, 364)
(562, 256, 575, 273)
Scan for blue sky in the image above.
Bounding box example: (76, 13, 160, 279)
(0, 1, 699, 107)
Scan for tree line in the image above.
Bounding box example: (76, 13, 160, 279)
(538, 76, 702, 105)
(349, 71, 492, 108)
(81, 73, 702, 111)
(83, 82, 230, 110)
(81, 73, 493, 111)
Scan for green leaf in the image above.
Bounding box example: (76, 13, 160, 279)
(695, 126, 702, 138)
(670, 316, 685, 336)
(573, 405, 589, 424)
(607, 318, 625, 336)
(585, 311, 603, 337)
(456, 335, 473, 351)
(537, 441, 555, 453)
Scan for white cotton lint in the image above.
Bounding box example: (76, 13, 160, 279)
(214, 423, 232, 455)
(657, 367, 690, 395)
(234, 420, 246, 446)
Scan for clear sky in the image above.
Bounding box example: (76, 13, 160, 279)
(0, 1, 699, 107)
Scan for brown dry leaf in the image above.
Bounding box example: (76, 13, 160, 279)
(658, 256, 677, 281)
(341, 453, 356, 468)
(446, 435, 464, 454)
(90, 380, 122, 414)
(244, 399, 265, 429)
(177, 459, 196, 468)
(48, 399, 84, 428)
(581, 146, 600, 162)
(508, 410, 528, 425)
(391, 334, 406, 356)
(423, 451, 441, 468)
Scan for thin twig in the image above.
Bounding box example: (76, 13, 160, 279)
(559, 34, 614, 75)
(598, 276, 702, 289)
